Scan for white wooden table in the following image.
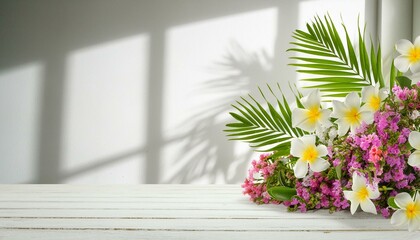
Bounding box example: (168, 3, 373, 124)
(0, 185, 419, 240)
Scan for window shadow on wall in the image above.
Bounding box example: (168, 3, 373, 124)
(0, 0, 303, 183)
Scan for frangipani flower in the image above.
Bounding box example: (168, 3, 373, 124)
(361, 85, 388, 112)
(408, 131, 420, 167)
(290, 135, 329, 178)
(343, 172, 380, 215)
(292, 89, 331, 132)
(331, 92, 374, 136)
(395, 36, 420, 73)
(390, 192, 420, 232)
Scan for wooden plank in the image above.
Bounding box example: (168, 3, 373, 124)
(0, 200, 287, 209)
(0, 229, 419, 240)
(0, 218, 404, 231)
(0, 184, 417, 240)
(1, 229, 419, 240)
(0, 185, 239, 193)
(0, 208, 381, 219)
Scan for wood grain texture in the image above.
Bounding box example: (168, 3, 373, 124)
(0, 185, 418, 240)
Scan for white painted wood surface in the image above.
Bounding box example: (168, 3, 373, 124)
(0, 185, 419, 240)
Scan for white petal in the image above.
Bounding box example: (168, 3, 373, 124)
(352, 172, 366, 192)
(343, 191, 356, 202)
(414, 36, 420, 47)
(408, 150, 420, 168)
(290, 138, 305, 157)
(350, 200, 359, 215)
(293, 159, 309, 179)
(409, 131, 420, 149)
(391, 210, 408, 226)
(360, 199, 377, 214)
(345, 92, 361, 109)
(336, 118, 350, 136)
(368, 186, 380, 199)
(300, 135, 316, 147)
(416, 194, 420, 205)
(302, 89, 321, 109)
(331, 100, 347, 118)
(408, 218, 420, 232)
(297, 119, 317, 132)
(309, 158, 330, 172)
(396, 39, 414, 55)
(410, 61, 420, 73)
(316, 145, 328, 157)
(360, 111, 374, 124)
(378, 88, 388, 101)
(394, 55, 411, 73)
(349, 121, 361, 133)
(361, 85, 376, 103)
(292, 108, 309, 127)
(319, 109, 332, 124)
(394, 192, 413, 209)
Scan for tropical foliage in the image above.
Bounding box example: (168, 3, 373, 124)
(228, 14, 420, 232)
(225, 15, 389, 153)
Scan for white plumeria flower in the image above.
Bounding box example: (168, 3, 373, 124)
(343, 172, 380, 215)
(331, 92, 374, 136)
(390, 192, 420, 232)
(395, 36, 420, 73)
(408, 131, 420, 167)
(292, 89, 332, 132)
(361, 85, 388, 112)
(290, 135, 330, 178)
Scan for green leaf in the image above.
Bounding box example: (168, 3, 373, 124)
(268, 186, 297, 201)
(297, 70, 357, 76)
(335, 165, 342, 179)
(390, 60, 396, 87)
(396, 76, 412, 89)
(303, 77, 364, 83)
(377, 44, 385, 88)
(229, 112, 252, 126)
(387, 197, 399, 209)
(288, 14, 383, 99)
(225, 85, 304, 152)
(289, 57, 345, 65)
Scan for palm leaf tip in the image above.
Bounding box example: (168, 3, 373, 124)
(224, 85, 304, 153)
(288, 14, 385, 97)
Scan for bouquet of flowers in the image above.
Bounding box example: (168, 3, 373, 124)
(225, 15, 420, 231)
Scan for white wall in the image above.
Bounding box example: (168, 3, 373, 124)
(414, 0, 420, 37)
(378, 0, 413, 83)
(0, 0, 373, 183)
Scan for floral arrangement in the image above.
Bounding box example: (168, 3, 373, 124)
(225, 15, 420, 231)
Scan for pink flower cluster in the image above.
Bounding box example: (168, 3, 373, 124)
(241, 153, 278, 204)
(330, 86, 419, 217)
(283, 173, 349, 213)
(393, 85, 418, 103)
(241, 83, 420, 217)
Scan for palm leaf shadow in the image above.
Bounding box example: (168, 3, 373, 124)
(163, 41, 278, 183)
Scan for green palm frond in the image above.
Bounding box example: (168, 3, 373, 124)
(225, 84, 305, 155)
(288, 15, 385, 97)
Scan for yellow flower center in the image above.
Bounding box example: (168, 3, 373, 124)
(356, 187, 369, 202)
(302, 145, 318, 164)
(405, 202, 420, 220)
(409, 47, 420, 63)
(345, 107, 361, 125)
(307, 106, 321, 123)
(368, 95, 381, 111)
